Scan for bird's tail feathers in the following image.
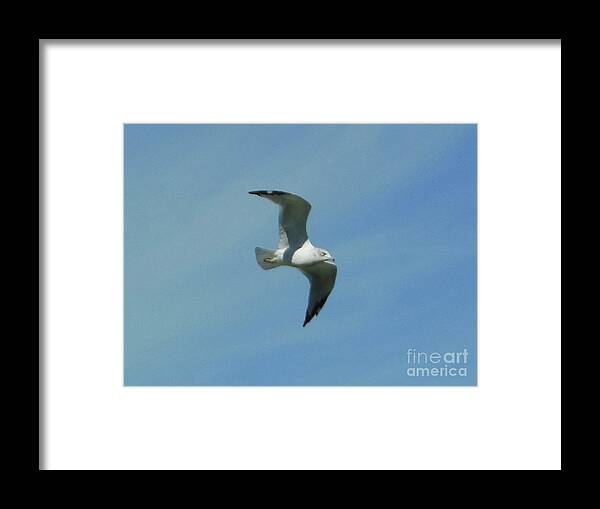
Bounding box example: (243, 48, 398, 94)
(255, 247, 281, 270)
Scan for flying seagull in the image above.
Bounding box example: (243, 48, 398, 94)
(249, 190, 337, 327)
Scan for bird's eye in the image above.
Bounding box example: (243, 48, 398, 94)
(320, 251, 327, 256)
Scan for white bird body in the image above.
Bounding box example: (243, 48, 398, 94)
(249, 190, 337, 327)
(262, 239, 321, 267)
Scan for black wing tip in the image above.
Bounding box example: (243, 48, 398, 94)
(303, 311, 313, 327)
(248, 190, 287, 196)
(302, 297, 329, 327)
(302, 314, 315, 327)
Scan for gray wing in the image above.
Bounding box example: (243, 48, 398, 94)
(249, 190, 312, 249)
(300, 260, 337, 327)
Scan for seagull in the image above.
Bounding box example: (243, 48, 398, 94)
(249, 190, 337, 327)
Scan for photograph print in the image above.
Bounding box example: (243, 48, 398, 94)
(124, 124, 477, 386)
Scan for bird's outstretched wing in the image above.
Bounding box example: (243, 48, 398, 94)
(248, 190, 312, 249)
(300, 260, 337, 327)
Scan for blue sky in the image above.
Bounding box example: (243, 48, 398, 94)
(124, 124, 477, 385)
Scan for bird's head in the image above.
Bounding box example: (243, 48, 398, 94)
(316, 248, 335, 263)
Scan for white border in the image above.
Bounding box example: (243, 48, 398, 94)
(42, 41, 561, 470)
